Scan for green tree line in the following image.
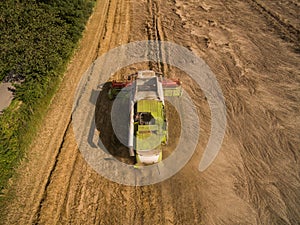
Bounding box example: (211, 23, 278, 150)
(0, 0, 95, 195)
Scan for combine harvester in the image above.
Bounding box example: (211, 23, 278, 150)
(108, 70, 182, 166)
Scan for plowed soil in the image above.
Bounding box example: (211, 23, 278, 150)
(2, 0, 299, 224)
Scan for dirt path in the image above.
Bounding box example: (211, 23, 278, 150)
(2, 0, 299, 224)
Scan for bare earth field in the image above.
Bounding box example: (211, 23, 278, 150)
(2, 0, 299, 224)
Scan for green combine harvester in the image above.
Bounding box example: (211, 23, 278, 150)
(109, 70, 182, 165)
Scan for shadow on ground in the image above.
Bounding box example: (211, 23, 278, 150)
(95, 82, 135, 165)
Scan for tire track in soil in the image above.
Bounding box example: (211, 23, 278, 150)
(33, 119, 72, 225)
(146, 0, 162, 72)
(146, 0, 173, 75)
(247, 0, 300, 46)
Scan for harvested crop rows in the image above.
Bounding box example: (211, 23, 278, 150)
(2, 0, 299, 224)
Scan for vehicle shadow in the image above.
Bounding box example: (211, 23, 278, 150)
(94, 82, 135, 165)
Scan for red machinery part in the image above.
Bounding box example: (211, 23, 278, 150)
(162, 79, 181, 87)
(111, 80, 132, 88)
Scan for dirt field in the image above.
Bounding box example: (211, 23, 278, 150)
(2, 0, 299, 224)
